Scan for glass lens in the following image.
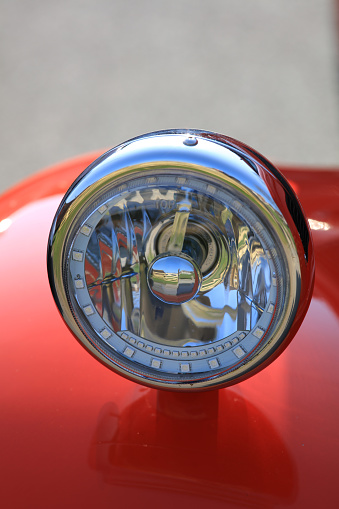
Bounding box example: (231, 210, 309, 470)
(77, 173, 275, 353)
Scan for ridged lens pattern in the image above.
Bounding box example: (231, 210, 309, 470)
(82, 180, 272, 348)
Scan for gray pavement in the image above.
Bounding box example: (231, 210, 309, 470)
(1, 0, 338, 194)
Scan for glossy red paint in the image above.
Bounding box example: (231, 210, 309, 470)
(1, 155, 339, 508)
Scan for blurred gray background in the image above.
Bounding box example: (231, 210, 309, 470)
(1, 0, 339, 194)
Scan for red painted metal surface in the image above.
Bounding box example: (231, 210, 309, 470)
(1, 155, 339, 508)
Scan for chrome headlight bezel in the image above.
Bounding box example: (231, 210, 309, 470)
(48, 130, 314, 391)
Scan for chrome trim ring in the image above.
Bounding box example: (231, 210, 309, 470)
(47, 130, 314, 391)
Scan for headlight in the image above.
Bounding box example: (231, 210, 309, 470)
(48, 130, 314, 390)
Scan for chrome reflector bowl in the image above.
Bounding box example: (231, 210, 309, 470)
(48, 130, 314, 390)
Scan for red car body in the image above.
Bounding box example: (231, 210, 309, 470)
(1, 153, 338, 508)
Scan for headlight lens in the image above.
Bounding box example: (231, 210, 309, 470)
(48, 130, 314, 390)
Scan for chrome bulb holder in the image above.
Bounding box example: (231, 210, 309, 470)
(48, 130, 314, 391)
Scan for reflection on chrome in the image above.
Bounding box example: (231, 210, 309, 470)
(84, 182, 271, 348)
(148, 254, 201, 305)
